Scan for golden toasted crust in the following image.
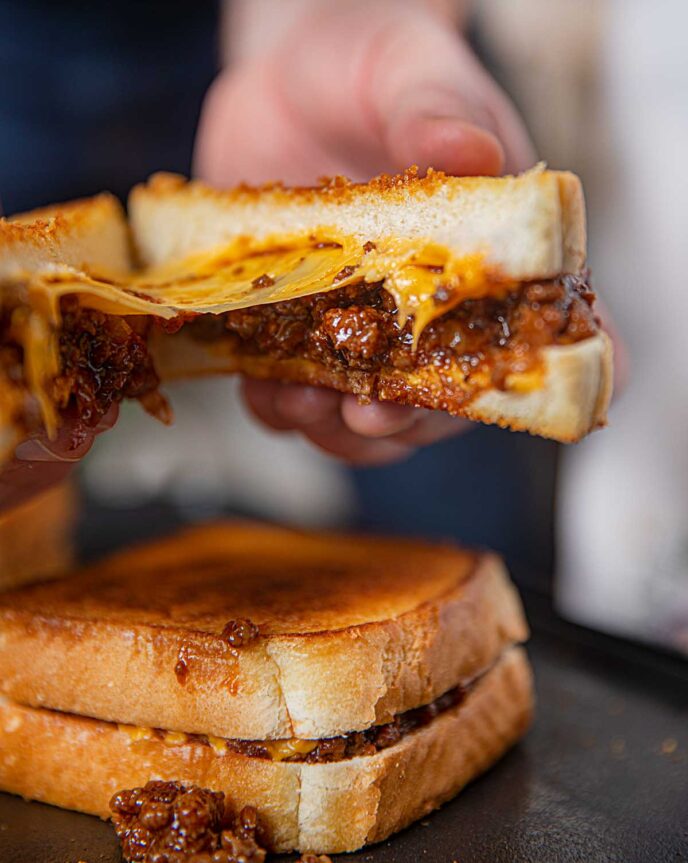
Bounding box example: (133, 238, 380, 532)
(0, 647, 533, 853)
(8, 193, 121, 227)
(0, 193, 131, 280)
(0, 483, 75, 591)
(150, 330, 612, 443)
(138, 164, 554, 206)
(0, 521, 528, 739)
(131, 165, 585, 278)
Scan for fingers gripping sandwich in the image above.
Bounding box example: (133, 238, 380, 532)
(0, 522, 533, 853)
(0, 166, 612, 463)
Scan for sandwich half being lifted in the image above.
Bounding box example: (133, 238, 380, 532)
(0, 521, 532, 853)
(0, 166, 612, 464)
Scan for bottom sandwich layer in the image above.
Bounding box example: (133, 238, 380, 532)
(0, 646, 533, 853)
(152, 329, 612, 444)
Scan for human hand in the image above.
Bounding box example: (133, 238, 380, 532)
(0, 406, 118, 512)
(195, 0, 535, 464)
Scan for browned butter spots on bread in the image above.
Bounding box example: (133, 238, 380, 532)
(0, 524, 481, 637)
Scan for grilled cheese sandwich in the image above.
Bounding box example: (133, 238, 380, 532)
(0, 520, 533, 853)
(0, 165, 612, 463)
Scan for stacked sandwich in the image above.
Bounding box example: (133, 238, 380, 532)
(0, 167, 608, 854)
(0, 522, 532, 853)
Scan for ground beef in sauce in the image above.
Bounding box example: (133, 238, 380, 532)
(216, 681, 468, 764)
(56, 298, 164, 427)
(0, 295, 166, 445)
(1, 273, 597, 436)
(110, 782, 266, 863)
(110, 782, 331, 863)
(187, 274, 598, 391)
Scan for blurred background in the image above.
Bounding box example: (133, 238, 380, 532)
(0, 0, 686, 655)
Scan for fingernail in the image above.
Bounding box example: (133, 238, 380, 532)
(275, 385, 340, 425)
(342, 398, 425, 438)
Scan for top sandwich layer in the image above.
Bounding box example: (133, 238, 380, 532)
(2, 165, 585, 321)
(130, 166, 585, 279)
(0, 521, 479, 634)
(0, 522, 528, 740)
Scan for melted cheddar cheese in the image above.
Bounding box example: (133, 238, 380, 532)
(262, 738, 319, 762)
(118, 724, 319, 762)
(163, 730, 190, 746)
(29, 231, 495, 321)
(117, 723, 155, 742)
(10, 230, 510, 436)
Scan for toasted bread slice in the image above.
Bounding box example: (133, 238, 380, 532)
(0, 646, 533, 853)
(0, 521, 528, 739)
(0, 192, 131, 281)
(129, 167, 608, 442)
(0, 194, 133, 459)
(130, 168, 585, 278)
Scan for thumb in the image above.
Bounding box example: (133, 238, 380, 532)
(361, 10, 535, 176)
(273, 2, 535, 178)
(384, 113, 506, 178)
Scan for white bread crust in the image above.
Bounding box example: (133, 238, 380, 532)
(468, 332, 612, 442)
(130, 167, 585, 281)
(0, 647, 533, 853)
(0, 194, 131, 280)
(0, 552, 528, 739)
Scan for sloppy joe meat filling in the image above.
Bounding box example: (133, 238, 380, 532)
(137, 680, 470, 764)
(0, 274, 598, 432)
(193, 274, 598, 392)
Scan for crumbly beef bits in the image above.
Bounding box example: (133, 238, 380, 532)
(221, 618, 259, 647)
(110, 781, 266, 863)
(56, 298, 165, 428)
(212, 681, 469, 763)
(185, 273, 598, 406)
(300, 680, 466, 762)
(0, 293, 167, 442)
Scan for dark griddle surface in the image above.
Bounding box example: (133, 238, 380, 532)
(1, 594, 686, 863)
